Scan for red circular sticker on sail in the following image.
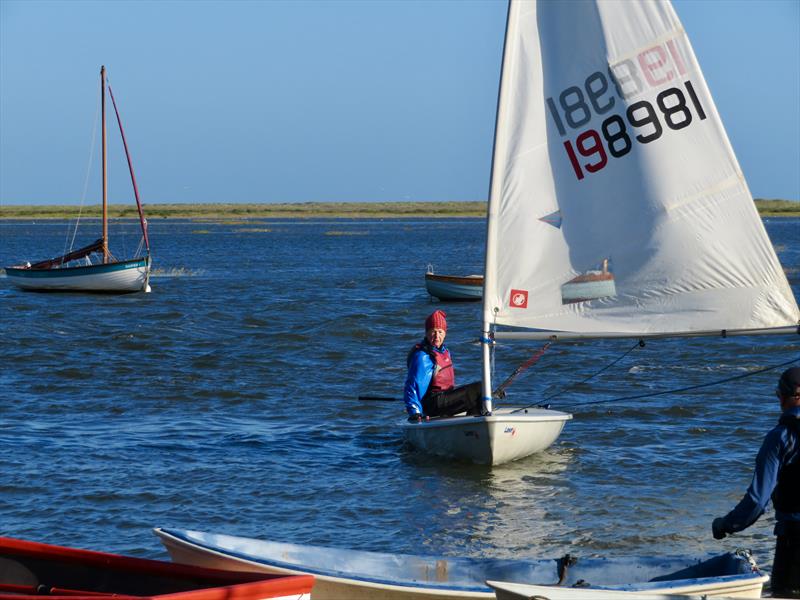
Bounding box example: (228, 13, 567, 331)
(510, 289, 528, 308)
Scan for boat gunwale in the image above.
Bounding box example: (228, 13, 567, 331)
(5, 256, 149, 278)
(425, 273, 483, 286)
(0, 535, 314, 589)
(399, 410, 572, 431)
(155, 529, 492, 594)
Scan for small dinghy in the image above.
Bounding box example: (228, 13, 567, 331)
(424, 268, 483, 302)
(0, 534, 314, 599)
(154, 528, 768, 600)
(406, 0, 800, 466)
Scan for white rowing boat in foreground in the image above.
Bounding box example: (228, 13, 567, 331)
(405, 0, 799, 465)
(154, 528, 769, 600)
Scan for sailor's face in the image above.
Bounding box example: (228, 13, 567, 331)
(777, 388, 799, 412)
(426, 327, 446, 348)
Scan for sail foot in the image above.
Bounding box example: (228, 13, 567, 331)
(29, 239, 105, 269)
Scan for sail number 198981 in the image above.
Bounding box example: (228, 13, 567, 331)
(546, 40, 707, 181)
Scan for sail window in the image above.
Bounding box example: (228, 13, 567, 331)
(561, 258, 616, 304)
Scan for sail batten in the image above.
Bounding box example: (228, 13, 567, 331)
(481, 0, 799, 341)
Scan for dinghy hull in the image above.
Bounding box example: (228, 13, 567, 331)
(154, 528, 768, 600)
(5, 256, 151, 293)
(424, 273, 482, 301)
(402, 407, 571, 465)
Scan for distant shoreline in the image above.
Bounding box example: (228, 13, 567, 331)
(1, 199, 798, 219)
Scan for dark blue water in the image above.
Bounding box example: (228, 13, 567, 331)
(1, 216, 798, 582)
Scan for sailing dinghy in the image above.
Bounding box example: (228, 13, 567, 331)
(404, 0, 799, 465)
(5, 66, 152, 293)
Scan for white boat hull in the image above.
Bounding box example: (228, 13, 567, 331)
(5, 257, 151, 293)
(424, 273, 482, 301)
(153, 528, 768, 600)
(489, 577, 770, 599)
(402, 407, 571, 465)
(489, 580, 760, 600)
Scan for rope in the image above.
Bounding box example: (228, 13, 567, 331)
(64, 91, 101, 261)
(506, 340, 643, 413)
(563, 354, 800, 411)
(493, 342, 551, 398)
(544, 340, 644, 401)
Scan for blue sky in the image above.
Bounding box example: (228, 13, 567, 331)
(1, 0, 798, 206)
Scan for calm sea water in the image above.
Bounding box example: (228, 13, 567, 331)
(1, 216, 798, 585)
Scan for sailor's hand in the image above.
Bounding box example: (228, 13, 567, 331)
(712, 517, 727, 540)
(408, 414, 423, 423)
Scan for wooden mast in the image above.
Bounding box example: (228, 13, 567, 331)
(101, 65, 109, 263)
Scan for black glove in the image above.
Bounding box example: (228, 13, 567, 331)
(712, 517, 728, 540)
(407, 414, 423, 423)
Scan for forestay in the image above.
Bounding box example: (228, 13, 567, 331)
(482, 0, 799, 340)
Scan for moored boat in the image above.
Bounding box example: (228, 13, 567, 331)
(0, 534, 314, 599)
(424, 269, 483, 301)
(5, 254, 151, 293)
(4, 66, 152, 294)
(560, 259, 616, 304)
(154, 528, 768, 600)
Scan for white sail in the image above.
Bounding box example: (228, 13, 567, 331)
(482, 0, 798, 340)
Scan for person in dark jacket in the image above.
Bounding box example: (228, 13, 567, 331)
(403, 310, 483, 422)
(712, 366, 800, 598)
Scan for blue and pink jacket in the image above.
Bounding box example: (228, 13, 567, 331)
(403, 340, 455, 417)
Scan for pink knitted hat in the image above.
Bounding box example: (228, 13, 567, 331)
(425, 310, 447, 332)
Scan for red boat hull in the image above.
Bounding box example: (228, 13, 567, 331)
(0, 535, 314, 600)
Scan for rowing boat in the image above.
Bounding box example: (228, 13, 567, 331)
(424, 269, 483, 301)
(0, 534, 313, 600)
(154, 528, 768, 600)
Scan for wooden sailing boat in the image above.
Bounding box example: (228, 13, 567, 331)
(5, 66, 152, 293)
(403, 0, 799, 466)
(424, 265, 483, 301)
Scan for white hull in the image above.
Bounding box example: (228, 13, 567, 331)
(489, 580, 762, 600)
(401, 407, 571, 465)
(5, 258, 150, 293)
(424, 273, 482, 301)
(489, 578, 768, 599)
(154, 528, 768, 600)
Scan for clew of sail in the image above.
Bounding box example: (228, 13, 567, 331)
(482, 0, 799, 340)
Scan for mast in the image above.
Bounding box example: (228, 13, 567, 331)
(101, 65, 109, 264)
(480, 0, 516, 414)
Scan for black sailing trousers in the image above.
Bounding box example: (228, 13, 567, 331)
(422, 381, 483, 417)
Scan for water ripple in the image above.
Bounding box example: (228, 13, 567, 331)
(0, 217, 797, 573)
